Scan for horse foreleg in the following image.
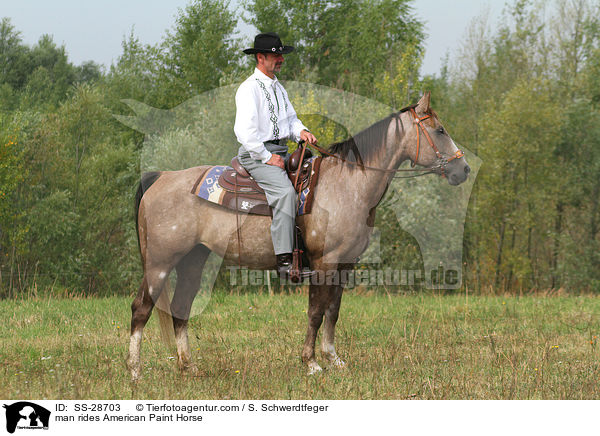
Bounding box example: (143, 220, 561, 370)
(302, 282, 330, 375)
(171, 245, 209, 373)
(321, 282, 346, 368)
(127, 270, 168, 381)
(321, 264, 352, 368)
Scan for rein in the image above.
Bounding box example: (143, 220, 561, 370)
(305, 108, 464, 178)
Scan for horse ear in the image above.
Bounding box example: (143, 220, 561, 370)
(416, 91, 431, 113)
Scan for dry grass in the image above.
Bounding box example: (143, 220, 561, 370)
(1, 291, 599, 399)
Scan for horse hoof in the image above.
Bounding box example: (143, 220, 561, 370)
(332, 356, 346, 369)
(179, 364, 199, 376)
(129, 367, 141, 381)
(127, 359, 141, 381)
(322, 352, 346, 369)
(307, 362, 323, 375)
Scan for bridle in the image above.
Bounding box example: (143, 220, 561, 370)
(305, 105, 465, 179)
(408, 107, 464, 177)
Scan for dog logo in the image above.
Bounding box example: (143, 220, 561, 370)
(3, 402, 50, 433)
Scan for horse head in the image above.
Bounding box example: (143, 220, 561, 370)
(403, 92, 471, 186)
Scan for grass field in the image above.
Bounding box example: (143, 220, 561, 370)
(1, 290, 599, 400)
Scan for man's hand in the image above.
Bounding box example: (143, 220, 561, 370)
(300, 129, 318, 145)
(266, 154, 285, 169)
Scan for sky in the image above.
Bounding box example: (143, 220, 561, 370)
(0, 0, 506, 77)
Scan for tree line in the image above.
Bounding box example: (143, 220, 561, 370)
(0, 0, 598, 296)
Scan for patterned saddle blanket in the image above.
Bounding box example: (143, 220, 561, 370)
(191, 155, 322, 216)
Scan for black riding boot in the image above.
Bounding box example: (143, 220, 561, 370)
(276, 253, 315, 281)
(276, 253, 294, 278)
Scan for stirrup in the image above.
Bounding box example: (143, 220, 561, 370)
(287, 249, 315, 283)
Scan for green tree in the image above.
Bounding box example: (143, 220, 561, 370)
(245, 0, 424, 97)
(436, 0, 600, 292)
(0, 23, 79, 110)
(75, 61, 103, 84)
(0, 18, 31, 91)
(0, 110, 39, 296)
(106, 30, 169, 109)
(20, 84, 139, 294)
(20, 35, 76, 108)
(163, 0, 241, 96)
(107, 0, 242, 110)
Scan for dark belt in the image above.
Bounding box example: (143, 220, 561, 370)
(264, 139, 287, 146)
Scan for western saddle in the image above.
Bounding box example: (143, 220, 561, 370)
(217, 145, 321, 216)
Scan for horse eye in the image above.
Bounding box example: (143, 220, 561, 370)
(437, 127, 445, 135)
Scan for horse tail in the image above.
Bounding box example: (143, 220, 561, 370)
(134, 171, 161, 252)
(134, 171, 174, 345)
(156, 284, 175, 346)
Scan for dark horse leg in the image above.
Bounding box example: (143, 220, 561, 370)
(127, 266, 171, 380)
(170, 244, 210, 372)
(301, 263, 350, 374)
(302, 280, 327, 374)
(321, 263, 352, 368)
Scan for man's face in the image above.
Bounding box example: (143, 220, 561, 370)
(258, 52, 284, 75)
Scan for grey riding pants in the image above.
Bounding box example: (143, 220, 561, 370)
(238, 142, 296, 255)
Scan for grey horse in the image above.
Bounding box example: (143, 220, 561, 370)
(127, 92, 470, 379)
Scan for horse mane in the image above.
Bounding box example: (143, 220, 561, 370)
(326, 104, 418, 166)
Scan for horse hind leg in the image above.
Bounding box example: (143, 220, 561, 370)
(170, 244, 210, 373)
(127, 269, 170, 381)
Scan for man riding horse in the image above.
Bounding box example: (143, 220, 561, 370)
(127, 33, 471, 378)
(234, 32, 318, 279)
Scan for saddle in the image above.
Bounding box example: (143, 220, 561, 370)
(192, 146, 322, 216)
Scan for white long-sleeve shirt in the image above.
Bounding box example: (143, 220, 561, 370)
(234, 68, 308, 163)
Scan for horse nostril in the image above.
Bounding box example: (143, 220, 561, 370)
(464, 165, 471, 174)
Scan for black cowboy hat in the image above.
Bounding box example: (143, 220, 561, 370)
(243, 32, 294, 55)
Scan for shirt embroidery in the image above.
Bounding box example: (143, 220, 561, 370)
(273, 84, 280, 112)
(276, 82, 289, 112)
(256, 79, 279, 140)
(276, 82, 292, 138)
